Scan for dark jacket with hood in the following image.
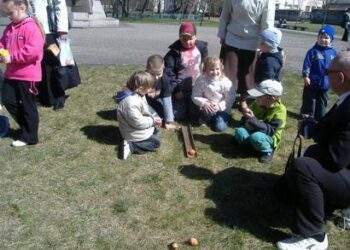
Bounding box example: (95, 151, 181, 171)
(254, 47, 284, 84)
(164, 40, 208, 94)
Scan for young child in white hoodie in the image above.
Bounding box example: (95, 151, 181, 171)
(115, 71, 162, 160)
(191, 56, 235, 132)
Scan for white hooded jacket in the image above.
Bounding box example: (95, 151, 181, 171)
(218, 0, 275, 51)
(30, 0, 69, 34)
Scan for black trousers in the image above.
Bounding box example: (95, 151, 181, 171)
(284, 148, 350, 237)
(2, 79, 39, 144)
(342, 27, 349, 42)
(37, 33, 65, 107)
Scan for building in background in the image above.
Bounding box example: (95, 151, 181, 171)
(275, 0, 323, 11)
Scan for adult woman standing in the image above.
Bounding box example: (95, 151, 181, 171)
(217, 0, 275, 111)
(341, 7, 350, 42)
(31, 0, 69, 110)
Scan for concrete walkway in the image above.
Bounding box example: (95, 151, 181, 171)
(67, 23, 348, 72)
(0, 22, 348, 72)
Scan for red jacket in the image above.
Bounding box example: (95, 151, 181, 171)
(0, 17, 44, 82)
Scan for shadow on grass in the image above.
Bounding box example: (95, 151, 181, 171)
(179, 164, 292, 243)
(193, 133, 258, 159)
(81, 125, 122, 145)
(96, 109, 117, 121)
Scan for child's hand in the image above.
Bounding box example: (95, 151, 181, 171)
(2, 55, 11, 64)
(0, 49, 10, 64)
(153, 118, 162, 127)
(243, 108, 254, 119)
(203, 103, 217, 114)
(147, 88, 157, 98)
(304, 77, 310, 86)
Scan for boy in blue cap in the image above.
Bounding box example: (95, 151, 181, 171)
(300, 25, 337, 121)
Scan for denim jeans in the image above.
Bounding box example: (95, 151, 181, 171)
(234, 127, 273, 153)
(201, 110, 230, 132)
(300, 86, 328, 121)
(130, 128, 160, 154)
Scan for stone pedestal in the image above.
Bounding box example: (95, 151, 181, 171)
(71, 0, 119, 28)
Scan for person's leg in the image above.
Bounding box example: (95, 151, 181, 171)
(209, 111, 229, 132)
(237, 49, 256, 111)
(160, 96, 174, 123)
(172, 98, 187, 121)
(247, 132, 274, 153)
(224, 50, 238, 90)
(234, 127, 250, 144)
(287, 157, 350, 237)
(2, 79, 21, 125)
(16, 82, 39, 144)
(129, 133, 160, 154)
(37, 34, 56, 107)
(300, 85, 315, 118)
(342, 28, 349, 42)
(0, 69, 4, 107)
(314, 90, 328, 121)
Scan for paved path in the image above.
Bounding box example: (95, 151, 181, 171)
(1, 23, 349, 72)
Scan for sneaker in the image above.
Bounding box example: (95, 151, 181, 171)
(11, 140, 28, 147)
(118, 140, 130, 160)
(335, 207, 350, 229)
(259, 151, 274, 164)
(164, 122, 177, 130)
(277, 234, 328, 250)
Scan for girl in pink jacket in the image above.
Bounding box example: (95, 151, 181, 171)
(0, 0, 44, 147)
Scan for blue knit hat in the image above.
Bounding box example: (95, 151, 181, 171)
(318, 25, 335, 41)
(260, 27, 282, 50)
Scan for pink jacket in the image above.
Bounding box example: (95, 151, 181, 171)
(0, 17, 44, 82)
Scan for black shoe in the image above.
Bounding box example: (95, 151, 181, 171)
(259, 151, 274, 164)
(53, 102, 64, 111)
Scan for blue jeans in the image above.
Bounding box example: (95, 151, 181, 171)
(201, 110, 230, 132)
(300, 86, 328, 121)
(234, 127, 273, 153)
(130, 128, 160, 154)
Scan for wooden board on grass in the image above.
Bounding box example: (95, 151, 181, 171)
(181, 125, 197, 158)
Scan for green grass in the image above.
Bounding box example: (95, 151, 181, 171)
(0, 66, 349, 249)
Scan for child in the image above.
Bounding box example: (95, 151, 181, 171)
(145, 54, 177, 130)
(115, 71, 162, 160)
(234, 80, 286, 163)
(254, 27, 284, 85)
(0, 0, 44, 147)
(164, 22, 208, 120)
(300, 25, 337, 121)
(192, 56, 235, 132)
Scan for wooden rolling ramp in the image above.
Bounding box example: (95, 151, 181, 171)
(181, 125, 197, 158)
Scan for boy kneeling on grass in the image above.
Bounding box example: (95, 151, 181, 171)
(115, 71, 162, 160)
(234, 80, 286, 163)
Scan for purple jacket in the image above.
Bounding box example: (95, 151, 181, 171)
(0, 17, 44, 82)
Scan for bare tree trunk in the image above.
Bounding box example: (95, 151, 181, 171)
(141, 0, 149, 15)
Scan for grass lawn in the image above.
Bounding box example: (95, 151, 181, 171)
(0, 65, 349, 249)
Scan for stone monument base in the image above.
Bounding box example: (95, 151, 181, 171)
(71, 0, 119, 28)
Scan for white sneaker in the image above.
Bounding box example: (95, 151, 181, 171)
(276, 234, 328, 250)
(118, 140, 130, 160)
(11, 140, 28, 147)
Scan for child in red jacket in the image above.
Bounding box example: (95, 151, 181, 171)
(0, 0, 44, 147)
